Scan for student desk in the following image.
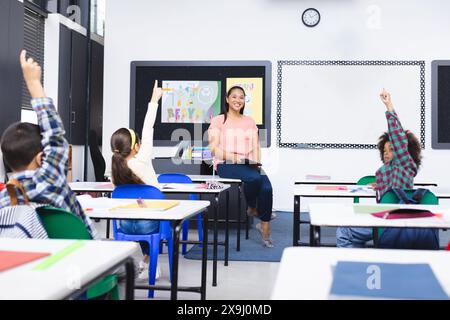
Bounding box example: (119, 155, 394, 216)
(308, 203, 450, 246)
(271, 247, 450, 300)
(292, 182, 443, 247)
(70, 181, 231, 288)
(78, 197, 210, 299)
(0, 238, 137, 300)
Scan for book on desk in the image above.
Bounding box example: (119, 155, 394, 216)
(329, 261, 449, 300)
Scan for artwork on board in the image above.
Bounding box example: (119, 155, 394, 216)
(161, 80, 221, 123)
(226, 77, 263, 125)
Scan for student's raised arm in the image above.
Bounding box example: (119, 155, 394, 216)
(134, 80, 162, 164)
(21, 50, 70, 179)
(379, 89, 413, 166)
(20, 50, 45, 99)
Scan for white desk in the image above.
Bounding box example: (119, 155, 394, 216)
(271, 247, 450, 300)
(308, 203, 450, 246)
(292, 183, 450, 247)
(0, 238, 138, 300)
(77, 197, 210, 300)
(71, 182, 231, 287)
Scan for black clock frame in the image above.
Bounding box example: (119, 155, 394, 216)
(302, 8, 320, 27)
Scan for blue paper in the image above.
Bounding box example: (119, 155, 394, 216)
(330, 261, 449, 300)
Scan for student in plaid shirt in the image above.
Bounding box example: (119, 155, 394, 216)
(336, 89, 422, 248)
(0, 50, 97, 239)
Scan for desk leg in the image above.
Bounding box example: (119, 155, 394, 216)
(170, 220, 182, 300)
(201, 209, 208, 300)
(373, 228, 379, 248)
(212, 194, 219, 287)
(236, 183, 241, 251)
(106, 219, 110, 239)
(311, 226, 321, 247)
(124, 258, 135, 300)
(293, 195, 300, 246)
(224, 190, 229, 266)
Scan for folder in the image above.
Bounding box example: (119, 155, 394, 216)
(371, 208, 435, 219)
(110, 200, 180, 211)
(329, 261, 449, 300)
(0, 250, 50, 272)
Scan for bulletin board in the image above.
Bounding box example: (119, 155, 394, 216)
(276, 61, 425, 149)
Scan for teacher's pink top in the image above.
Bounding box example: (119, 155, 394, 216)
(208, 114, 258, 168)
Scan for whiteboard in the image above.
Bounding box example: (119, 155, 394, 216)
(277, 61, 425, 149)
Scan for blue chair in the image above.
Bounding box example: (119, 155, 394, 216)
(157, 173, 203, 255)
(111, 184, 173, 298)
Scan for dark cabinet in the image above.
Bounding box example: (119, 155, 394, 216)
(0, 0, 23, 136)
(58, 25, 103, 145)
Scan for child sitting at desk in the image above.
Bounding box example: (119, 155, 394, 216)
(336, 89, 422, 248)
(110, 80, 162, 280)
(0, 50, 97, 239)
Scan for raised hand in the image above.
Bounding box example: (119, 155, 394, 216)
(20, 50, 45, 99)
(379, 88, 394, 112)
(150, 80, 163, 104)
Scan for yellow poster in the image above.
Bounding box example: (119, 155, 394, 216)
(226, 78, 263, 125)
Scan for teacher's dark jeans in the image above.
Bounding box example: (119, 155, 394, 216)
(217, 164, 273, 222)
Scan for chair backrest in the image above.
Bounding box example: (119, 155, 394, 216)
(36, 206, 92, 240)
(354, 175, 376, 204)
(112, 184, 165, 199)
(36, 206, 119, 300)
(88, 129, 107, 182)
(157, 173, 192, 184)
(356, 175, 375, 185)
(380, 189, 438, 205)
(157, 173, 198, 200)
(111, 184, 165, 234)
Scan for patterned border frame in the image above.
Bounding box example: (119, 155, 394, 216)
(276, 60, 426, 149)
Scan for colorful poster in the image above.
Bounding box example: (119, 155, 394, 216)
(161, 81, 221, 123)
(226, 77, 263, 125)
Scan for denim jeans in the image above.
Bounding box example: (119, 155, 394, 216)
(119, 220, 159, 255)
(336, 227, 373, 248)
(217, 164, 273, 222)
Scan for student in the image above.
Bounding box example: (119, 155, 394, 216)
(336, 89, 422, 248)
(0, 50, 97, 239)
(110, 80, 162, 279)
(208, 86, 274, 248)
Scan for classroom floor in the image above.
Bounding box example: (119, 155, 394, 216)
(93, 217, 450, 300)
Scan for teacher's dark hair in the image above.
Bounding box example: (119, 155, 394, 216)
(222, 86, 246, 124)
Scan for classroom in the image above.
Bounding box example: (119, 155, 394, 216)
(2, 0, 450, 304)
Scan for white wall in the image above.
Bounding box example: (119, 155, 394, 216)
(104, 0, 450, 211)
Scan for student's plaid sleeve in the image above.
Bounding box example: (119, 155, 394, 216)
(32, 97, 69, 179)
(386, 111, 415, 167)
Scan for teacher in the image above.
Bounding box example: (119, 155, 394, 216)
(208, 86, 274, 248)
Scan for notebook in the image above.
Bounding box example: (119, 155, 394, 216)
(110, 200, 180, 211)
(329, 261, 449, 300)
(0, 250, 50, 272)
(316, 185, 348, 191)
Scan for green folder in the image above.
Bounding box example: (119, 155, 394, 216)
(353, 205, 398, 214)
(33, 241, 85, 271)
